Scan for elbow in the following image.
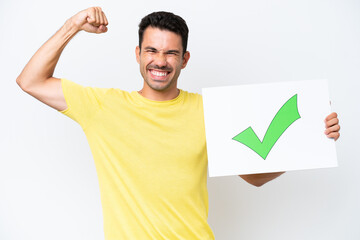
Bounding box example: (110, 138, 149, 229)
(252, 183, 265, 187)
(239, 171, 285, 187)
(16, 76, 26, 91)
(249, 180, 267, 187)
(16, 76, 32, 93)
(239, 175, 268, 187)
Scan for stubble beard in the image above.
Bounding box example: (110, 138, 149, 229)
(144, 77, 176, 92)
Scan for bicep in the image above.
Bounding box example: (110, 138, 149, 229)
(23, 77, 67, 111)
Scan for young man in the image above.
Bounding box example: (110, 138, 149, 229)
(16, 7, 340, 240)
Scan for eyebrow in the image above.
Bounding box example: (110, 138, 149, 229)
(144, 47, 157, 51)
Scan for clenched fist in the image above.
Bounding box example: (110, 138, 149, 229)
(67, 7, 108, 33)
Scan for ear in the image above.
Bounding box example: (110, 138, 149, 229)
(181, 51, 190, 69)
(135, 46, 140, 64)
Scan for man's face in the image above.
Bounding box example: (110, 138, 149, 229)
(136, 27, 190, 92)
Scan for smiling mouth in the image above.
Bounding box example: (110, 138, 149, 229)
(149, 69, 170, 80)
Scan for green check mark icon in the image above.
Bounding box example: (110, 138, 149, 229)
(232, 94, 301, 160)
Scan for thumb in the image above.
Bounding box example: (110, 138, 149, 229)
(81, 22, 107, 34)
(97, 25, 108, 33)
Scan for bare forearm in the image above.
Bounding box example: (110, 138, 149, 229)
(239, 171, 285, 187)
(16, 20, 79, 89)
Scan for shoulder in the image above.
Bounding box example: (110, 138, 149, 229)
(181, 90, 203, 108)
(181, 90, 202, 100)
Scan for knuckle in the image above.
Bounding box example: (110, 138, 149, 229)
(329, 112, 336, 119)
(332, 119, 337, 126)
(88, 9, 96, 18)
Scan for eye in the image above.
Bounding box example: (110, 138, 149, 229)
(145, 48, 157, 53)
(167, 51, 179, 56)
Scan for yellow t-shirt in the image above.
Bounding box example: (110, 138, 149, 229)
(58, 79, 215, 240)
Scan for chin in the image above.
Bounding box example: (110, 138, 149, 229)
(149, 84, 171, 91)
(147, 80, 174, 91)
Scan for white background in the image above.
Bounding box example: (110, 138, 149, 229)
(0, 0, 358, 239)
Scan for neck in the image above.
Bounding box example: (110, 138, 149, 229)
(138, 85, 180, 101)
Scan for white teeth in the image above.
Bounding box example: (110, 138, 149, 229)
(151, 70, 167, 76)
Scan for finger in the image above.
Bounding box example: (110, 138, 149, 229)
(98, 9, 105, 26)
(325, 112, 338, 122)
(103, 11, 109, 26)
(95, 7, 100, 26)
(326, 132, 340, 141)
(87, 8, 96, 24)
(325, 118, 339, 128)
(325, 124, 340, 135)
(97, 25, 108, 33)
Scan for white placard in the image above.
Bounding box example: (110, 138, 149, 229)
(202, 79, 338, 177)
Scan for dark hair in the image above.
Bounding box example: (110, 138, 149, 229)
(138, 11, 189, 55)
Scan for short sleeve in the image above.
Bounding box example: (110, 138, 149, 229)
(58, 78, 109, 129)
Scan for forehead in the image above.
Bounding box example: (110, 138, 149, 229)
(142, 27, 183, 51)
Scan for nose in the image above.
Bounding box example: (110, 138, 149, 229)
(153, 52, 167, 67)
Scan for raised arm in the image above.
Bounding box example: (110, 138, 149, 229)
(16, 7, 108, 111)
